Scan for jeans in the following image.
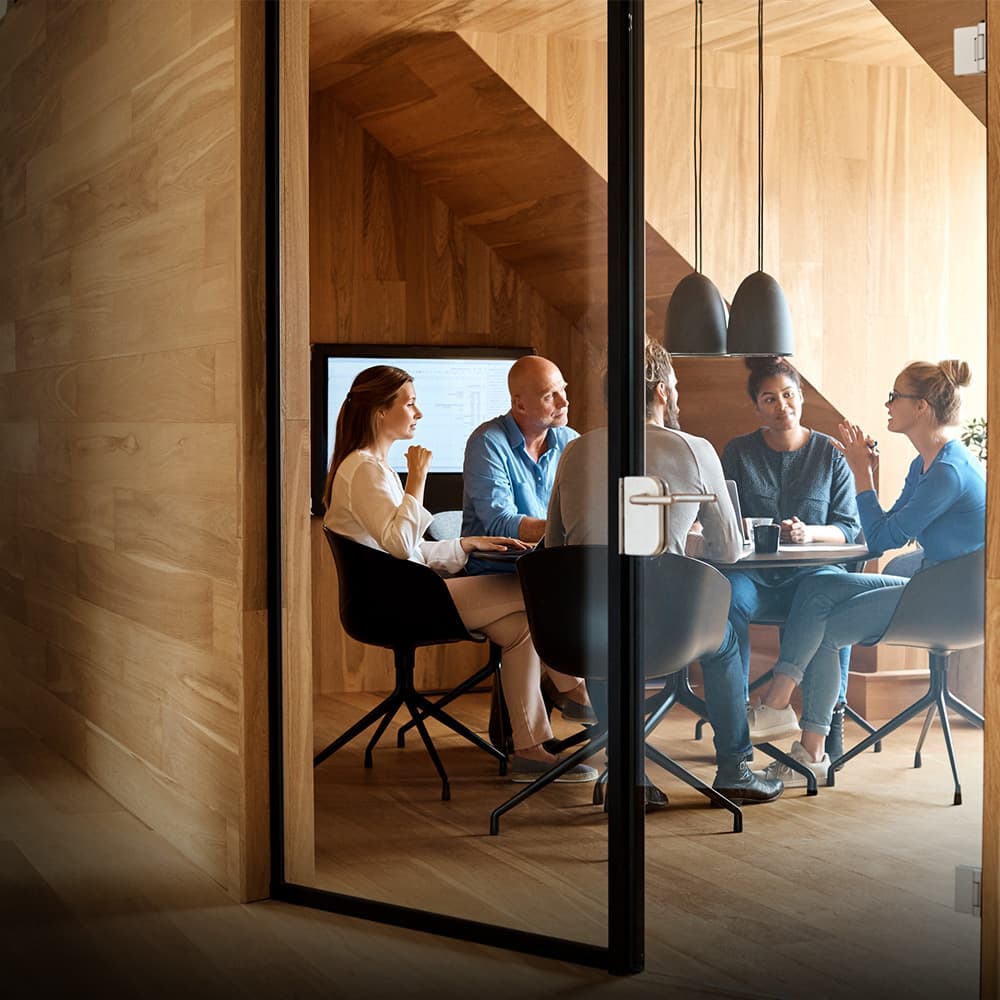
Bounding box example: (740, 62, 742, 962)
(725, 565, 852, 702)
(698, 620, 753, 767)
(773, 572, 908, 735)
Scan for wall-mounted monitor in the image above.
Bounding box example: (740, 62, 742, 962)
(310, 344, 533, 516)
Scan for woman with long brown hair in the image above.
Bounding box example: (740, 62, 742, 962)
(323, 365, 596, 782)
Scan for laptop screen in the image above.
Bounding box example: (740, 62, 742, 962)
(725, 480, 749, 542)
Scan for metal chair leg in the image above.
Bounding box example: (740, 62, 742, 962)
(932, 689, 963, 806)
(644, 744, 742, 832)
(411, 692, 508, 772)
(828, 689, 937, 785)
(402, 690, 452, 801)
(943, 690, 985, 728)
(490, 731, 607, 835)
(364, 694, 406, 768)
(754, 741, 818, 795)
(844, 702, 882, 752)
(396, 644, 501, 746)
(314, 689, 403, 767)
(913, 705, 936, 766)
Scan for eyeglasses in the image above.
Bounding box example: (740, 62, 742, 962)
(887, 390, 922, 404)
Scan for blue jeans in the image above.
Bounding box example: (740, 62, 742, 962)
(725, 565, 852, 702)
(699, 620, 753, 767)
(774, 572, 908, 735)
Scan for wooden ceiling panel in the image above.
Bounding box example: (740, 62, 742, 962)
(308, 1, 984, 336)
(871, 0, 985, 124)
(314, 30, 690, 326)
(310, 0, 925, 69)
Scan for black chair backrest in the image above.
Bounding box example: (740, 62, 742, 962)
(324, 529, 474, 650)
(871, 546, 985, 654)
(515, 545, 730, 683)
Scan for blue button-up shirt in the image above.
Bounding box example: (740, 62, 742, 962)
(462, 412, 578, 573)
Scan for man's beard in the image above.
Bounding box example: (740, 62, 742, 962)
(664, 404, 681, 430)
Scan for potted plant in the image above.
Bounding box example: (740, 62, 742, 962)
(961, 416, 987, 463)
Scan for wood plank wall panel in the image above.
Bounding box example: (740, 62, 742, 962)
(308, 93, 578, 694)
(235, 0, 269, 903)
(466, 27, 987, 560)
(280, 0, 317, 885)
(0, 0, 264, 899)
(981, 4, 999, 994)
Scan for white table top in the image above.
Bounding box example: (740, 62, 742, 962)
(711, 542, 872, 570)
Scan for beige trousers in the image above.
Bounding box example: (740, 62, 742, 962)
(444, 573, 580, 751)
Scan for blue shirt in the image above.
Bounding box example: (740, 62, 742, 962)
(858, 439, 985, 564)
(462, 412, 578, 574)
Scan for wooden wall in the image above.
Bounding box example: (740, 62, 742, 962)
(466, 26, 986, 691)
(0, 0, 267, 899)
(308, 92, 585, 695)
(466, 30, 987, 523)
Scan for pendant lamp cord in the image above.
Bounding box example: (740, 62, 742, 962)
(693, 0, 703, 274)
(756, 0, 764, 272)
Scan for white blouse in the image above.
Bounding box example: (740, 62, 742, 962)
(324, 450, 467, 576)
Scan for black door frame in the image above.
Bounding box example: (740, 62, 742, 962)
(264, 0, 647, 974)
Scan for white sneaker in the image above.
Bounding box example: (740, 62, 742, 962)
(747, 701, 800, 742)
(753, 741, 831, 787)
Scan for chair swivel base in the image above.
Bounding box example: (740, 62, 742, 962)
(826, 656, 983, 805)
(394, 656, 508, 776)
(314, 650, 506, 800)
(489, 726, 742, 835)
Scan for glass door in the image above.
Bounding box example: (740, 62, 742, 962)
(269, 0, 650, 974)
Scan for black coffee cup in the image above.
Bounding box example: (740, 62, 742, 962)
(753, 522, 780, 554)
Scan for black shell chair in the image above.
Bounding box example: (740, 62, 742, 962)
(828, 546, 985, 804)
(489, 544, 743, 835)
(317, 529, 506, 801)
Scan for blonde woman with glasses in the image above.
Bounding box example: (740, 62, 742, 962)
(748, 360, 986, 782)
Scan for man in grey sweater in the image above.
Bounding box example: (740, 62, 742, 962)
(544, 338, 782, 805)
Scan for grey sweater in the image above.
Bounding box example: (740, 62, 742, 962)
(721, 429, 860, 543)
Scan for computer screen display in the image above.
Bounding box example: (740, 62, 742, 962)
(310, 345, 532, 515)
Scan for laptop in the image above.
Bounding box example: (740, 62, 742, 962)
(725, 479, 751, 546)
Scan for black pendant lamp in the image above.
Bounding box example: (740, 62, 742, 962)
(726, 0, 794, 356)
(664, 0, 728, 356)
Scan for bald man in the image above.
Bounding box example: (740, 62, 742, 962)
(462, 355, 578, 575)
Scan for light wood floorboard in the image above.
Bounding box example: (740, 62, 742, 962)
(0, 695, 980, 999)
(313, 690, 983, 999)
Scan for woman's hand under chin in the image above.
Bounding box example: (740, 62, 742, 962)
(459, 536, 530, 554)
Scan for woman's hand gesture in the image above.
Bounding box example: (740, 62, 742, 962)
(832, 421, 878, 488)
(405, 445, 433, 479)
(459, 536, 530, 554)
(402, 445, 432, 506)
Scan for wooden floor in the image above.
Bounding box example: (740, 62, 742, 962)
(314, 690, 984, 999)
(1, 694, 981, 1000)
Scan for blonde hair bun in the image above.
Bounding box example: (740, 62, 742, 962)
(938, 359, 971, 388)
